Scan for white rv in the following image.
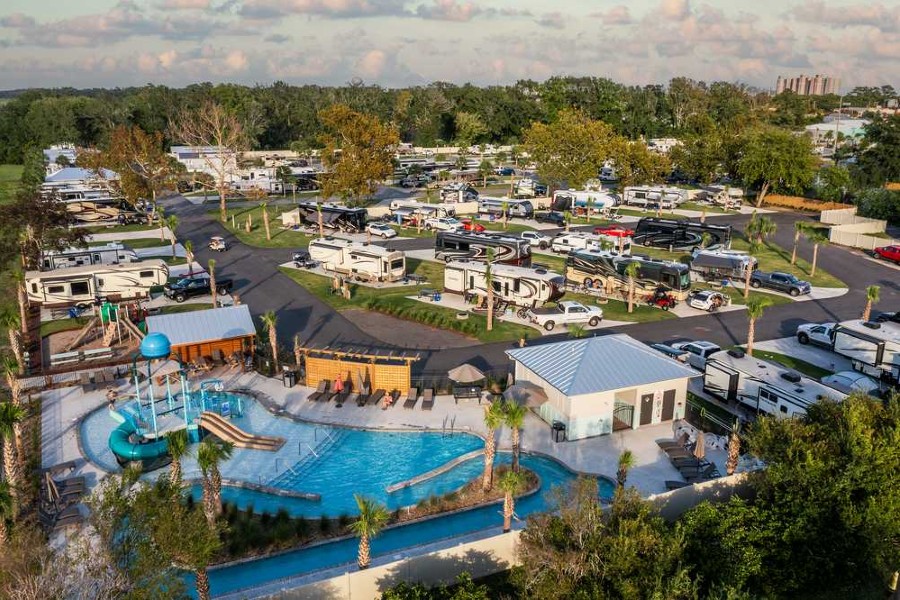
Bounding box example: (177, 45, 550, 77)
(388, 199, 456, 217)
(623, 186, 689, 209)
(444, 260, 565, 308)
(477, 196, 534, 219)
(832, 320, 900, 382)
(703, 349, 847, 418)
(551, 190, 619, 213)
(41, 243, 140, 271)
(26, 260, 169, 307)
(551, 232, 632, 255)
(308, 238, 406, 282)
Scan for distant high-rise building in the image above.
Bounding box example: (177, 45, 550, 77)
(774, 74, 840, 96)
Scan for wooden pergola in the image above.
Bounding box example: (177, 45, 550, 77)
(296, 344, 420, 393)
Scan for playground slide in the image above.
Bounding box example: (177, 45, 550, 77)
(108, 419, 170, 463)
(198, 412, 285, 451)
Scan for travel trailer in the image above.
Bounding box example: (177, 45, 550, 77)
(551, 232, 632, 255)
(389, 199, 456, 217)
(633, 218, 732, 250)
(444, 260, 566, 308)
(25, 260, 169, 307)
(434, 231, 532, 266)
(803, 321, 900, 383)
(703, 349, 847, 418)
(566, 250, 692, 300)
(550, 190, 619, 214)
(41, 243, 140, 271)
(513, 179, 548, 199)
(296, 201, 368, 233)
(689, 249, 757, 281)
(622, 187, 689, 209)
(477, 197, 534, 219)
(440, 183, 479, 202)
(308, 238, 406, 282)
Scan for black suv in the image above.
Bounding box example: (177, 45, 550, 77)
(534, 211, 566, 227)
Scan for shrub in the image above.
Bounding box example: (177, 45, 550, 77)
(319, 515, 332, 535)
(338, 513, 351, 530)
(260, 510, 272, 526)
(295, 517, 310, 538)
(761, 194, 845, 212)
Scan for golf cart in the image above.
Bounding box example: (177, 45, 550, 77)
(208, 236, 228, 252)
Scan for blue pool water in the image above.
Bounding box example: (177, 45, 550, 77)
(201, 453, 614, 598)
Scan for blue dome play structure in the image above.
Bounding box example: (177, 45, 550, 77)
(140, 332, 171, 359)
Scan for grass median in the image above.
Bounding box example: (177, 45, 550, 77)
(212, 205, 316, 249)
(0, 164, 23, 205)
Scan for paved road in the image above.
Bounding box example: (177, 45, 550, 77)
(167, 196, 899, 376)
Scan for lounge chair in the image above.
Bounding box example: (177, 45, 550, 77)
(50, 505, 84, 531)
(403, 387, 418, 409)
(227, 352, 242, 370)
(308, 381, 328, 402)
(421, 388, 435, 410)
(382, 389, 399, 410)
(196, 356, 213, 371)
(685, 463, 720, 482)
(664, 447, 694, 459)
(368, 389, 385, 406)
(79, 373, 95, 393)
(334, 381, 351, 407)
(44, 460, 78, 477)
(665, 480, 690, 490)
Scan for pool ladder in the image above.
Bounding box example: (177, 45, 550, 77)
(442, 415, 456, 437)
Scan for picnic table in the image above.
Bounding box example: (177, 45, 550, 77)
(453, 385, 483, 403)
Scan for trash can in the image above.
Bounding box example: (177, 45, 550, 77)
(551, 421, 566, 443)
(432, 292, 441, 302)
(283, 368, 296, 388)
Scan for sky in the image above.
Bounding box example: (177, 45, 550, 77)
(0, 0, 898, 91)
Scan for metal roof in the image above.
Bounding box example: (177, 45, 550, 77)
(146, 305, 256, 347)
(506, 334, 698, 396)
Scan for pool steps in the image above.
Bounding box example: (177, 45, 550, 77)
(385, 449, 484, 493)
(268, 429, 348, 489)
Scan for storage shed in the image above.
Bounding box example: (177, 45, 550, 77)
(506, 334, 699, 440)
(145, 305, 256, 363)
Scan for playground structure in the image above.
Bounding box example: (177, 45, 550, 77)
(107, 332, 283, 471)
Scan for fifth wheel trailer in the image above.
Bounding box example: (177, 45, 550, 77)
(444, 260, 566, 308)
(41, 243, 140, 271)
(26, 260, 169, 307)
(308, 238, 406, 282)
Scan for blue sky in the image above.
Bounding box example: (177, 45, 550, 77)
(1, 0, 897, 90)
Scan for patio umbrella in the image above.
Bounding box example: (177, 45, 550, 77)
(502, 382, 548, 408)
(693, 430, 706, 460)
(448, 363, 485, 384)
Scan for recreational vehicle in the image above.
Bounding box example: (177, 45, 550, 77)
(703, 349, 847, 418)
(41, 243, 140, 271)
(622, 187, 689, 209)
(689, 249, 757, 281)
(633, 218, 732, 250)
(477, 197, 534, 219)
(434, 231, 531, 266)
(25, 260, 169, 307)
(551, 190, 619, 214)
(296, 201, 367, 233)
(826, 321, 900, 383)
(389, 199, 456, 217)
(440, 183, 479, 202)
(444, 260, 565, 308)
(551, 232, 632, 255)
(566, 250, 692, 300)
(513, 179, 548, 199)
(308, 238, 406, 282)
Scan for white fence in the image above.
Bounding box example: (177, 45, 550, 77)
(820, 207, 897, 251)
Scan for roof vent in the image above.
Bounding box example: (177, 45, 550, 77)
(862, 321, 881, 330)
(728, 349, 745, 358)
(781, 372, 802, 384)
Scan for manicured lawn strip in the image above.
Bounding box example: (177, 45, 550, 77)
(163, 257, 187, 265)
(386, 224, 435, 239)
(702, 285, 793, 307)
(156, 303, 214, 315)
(0, 164, 23, 205)
(212, 205, 315, 249)
(563, 291, 677, 323)
(84, 223, 158, 234)
(730, 237, 844, 288)
(474, 221, 534, 234)
(744, 349, 832, 379)
(40, 317, 89, 338)
(679, 202, 733, 214)
(89, 238, 173, 250)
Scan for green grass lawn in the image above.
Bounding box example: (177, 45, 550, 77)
(40, 317, 89, 338)
(163, 257, 187, 266)
(730, 237, 844, 288)
(744, 349, 832, 379)
(707, 285, 793, 307)
(563, 291, 678, 323)
(278, 260, 535, 343)
(213, 205, 315, 249)
(156, 303, 214, 315)
(84, 223, 158, 234)
(386, 224, 435, 239)
(0, 164, 23, 205)
(679, 202, 733, 214)
(89, 238, 172, 249)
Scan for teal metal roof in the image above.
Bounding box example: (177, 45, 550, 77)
(506, 334, 698, 396)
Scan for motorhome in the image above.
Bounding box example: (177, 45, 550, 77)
(566, 250, 692, 300)
(440, 183, 479, 202)
(296, 201, 368, 233)
(703, 349, 847, 418)
(444, 260, 565, 308)
(389, 199, 456, 217)
(689, 249, 757, 281)
(41, 243, 140, 271)
(622, 187, 689, 209)
(550, 190, 619, 214)
(25, 260, 169, 307)
(308, 238, 406, 282)
(633, 218, 732, 250)
(551, 232, 632, 255)
(434, 231, 531, 266)
(477, 197, 534, 219)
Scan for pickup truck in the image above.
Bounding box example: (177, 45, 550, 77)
(424, 217, 462, 232)
(520, 230, 552, 249)
(796, 322, 837, 348)
(533, 211, 566, 227)
(749, 271, 811, 296)
(529, 301, 603, 331)
(670, 340, 722, 370)
(164, 274, 233, 303)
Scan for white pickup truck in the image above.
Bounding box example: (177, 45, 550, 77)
(424, 217, 462, 232)
(529, 301, 604, 331)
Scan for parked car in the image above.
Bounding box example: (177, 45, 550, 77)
(459, 218, 486, 233)
(875, 311, 900, 323)
(494, 167, 516, 176)
(366, 223, 397, 238)
(686, 290, 727, 312)
(821, 371, 881, 395)
(593, 225, 634, 238)
(208, 236, 227, 252)
(529, 301, 603, 331)
(796, 322, 837, 347)
(670, 340, 722, 370)
(873, 245, 900, 263)
(534, 211, 566, 226)
(520, 230, 553, 249)
(749, 271, 811, 296)
(424, 217, 462, 232)
(164, 274, 233, 303)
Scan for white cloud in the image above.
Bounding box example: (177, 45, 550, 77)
(659, 0, 691, 21)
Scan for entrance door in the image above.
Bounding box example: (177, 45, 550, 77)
(639, 394, 654, 426)
(661, 389, 676, 421)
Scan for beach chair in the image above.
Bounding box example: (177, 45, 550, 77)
(421, 388, 434, 410)
(403, 387, 418, 409)
(307, 381, 328, 402)
(334, 380, 351, 407)
(368, 389, 385, 407)
(50, 504, 84, 531)
(664, 447, 693, 459)
(227, 352, 242, 370)
(685, 463, 720, 482)
(382, 390, 399, 410)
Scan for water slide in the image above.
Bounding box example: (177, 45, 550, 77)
(108, 418, 170, 463)
(198, 412, 285, 451)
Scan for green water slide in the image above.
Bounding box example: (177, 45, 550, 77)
(108, 417, 170, 463)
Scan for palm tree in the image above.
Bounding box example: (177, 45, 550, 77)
(482, 401, 505, 492)
(262, 203, 271, 241)
(746, 212, 776, 245)
(862, 284, 880, 322)
(743, 258, 753, 300)
(157, 206, 167, 241)
(184, 240, 195, 276)
(261, 311, 279, 371)
(349, 494, 390, 570)
(624, 261, 640, 314)
(616, 450, 635, 488)
(805, 230, 829, 278)
(0, 403, 25, 515)
(11, 270, 28, 335)
(502, 400, 526, 473)
(568, 324, 586, 338)
(564, 210, 572, 232)
(790, 221, 807, 265)
(498, 470, 525, 533)
(0, 308, 23, 374)
(165, 429, 190, 485)
(166, 215, 179, 257)
(2, 361, 25, 461)
(485, 248, 495, 332)
(501, 200, 509, 229)
(745, 296, 771, 357)
(316, 201, 324, 238)
(0, 481, 11, 547)
(208, 259, 217, 308)
(197, 438, 234, 525)
(725, 430, 740, 476)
